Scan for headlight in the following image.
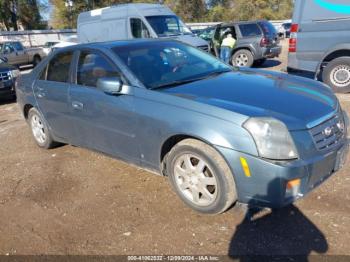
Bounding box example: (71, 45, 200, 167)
(10, 69, 20, 78)
(243, 117, 298, 160)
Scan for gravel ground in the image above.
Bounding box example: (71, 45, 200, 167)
(0, 39, 349, 257)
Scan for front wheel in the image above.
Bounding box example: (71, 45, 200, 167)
(323, 57, 350, 93)
(231, 49, 254, 67)
(166, 139, 237, 214)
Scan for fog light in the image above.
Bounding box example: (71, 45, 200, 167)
(286, 178, 301, 197)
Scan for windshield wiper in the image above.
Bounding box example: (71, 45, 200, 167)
(150, 69, 232, 90)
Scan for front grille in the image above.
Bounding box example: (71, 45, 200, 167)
(310, 112, 346, 151)
(198, 45, 209, 52)
(0, 71, 10, 82)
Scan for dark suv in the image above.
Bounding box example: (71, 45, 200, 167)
(206, 20, 281, 67)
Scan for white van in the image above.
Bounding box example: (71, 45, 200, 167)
(77, 3, 209, 51)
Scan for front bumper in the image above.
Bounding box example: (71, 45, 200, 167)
(216, 139, 349, 208)
(262, 45, 282, 59)
(0, 79, 15, 97)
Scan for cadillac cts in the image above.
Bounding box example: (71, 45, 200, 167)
(16, 40, 349, 214)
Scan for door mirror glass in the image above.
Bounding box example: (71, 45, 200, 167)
(97, 77, 123, 95)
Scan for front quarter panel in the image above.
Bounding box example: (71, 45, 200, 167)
(132, 88, 258, 171)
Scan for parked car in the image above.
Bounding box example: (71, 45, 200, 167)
(77, 3, 209, 52)
(51, 41, 77, 53)
(288, 0, 350, 93)
(0, 41, 46, 67)
(43, 41, 59, 56)
(17, 40, 349, 214)
(207, 20, 281, 67)
(0, 56, 19, 98)
(278, 22, 291, 38)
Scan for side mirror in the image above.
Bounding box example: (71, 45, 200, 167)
(97, 77, 123, 95)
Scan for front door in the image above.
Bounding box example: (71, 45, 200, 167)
(68, 50, 139, 162)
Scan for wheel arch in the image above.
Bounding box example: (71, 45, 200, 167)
(23, 103, 34, 119)
(316, 47, 350, 79)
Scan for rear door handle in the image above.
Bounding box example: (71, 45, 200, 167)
(72, 101, 84, 110)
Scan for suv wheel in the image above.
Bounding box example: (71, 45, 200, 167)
(232, 49, 254, 67)
(166, 139, 237, 214)
(28, 108, 56, 149)
(323, 57, 350, 93)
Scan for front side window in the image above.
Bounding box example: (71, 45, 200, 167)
(130, 18, 150, 38)
(77, 51, 121, 88)
(47, 51, 73, 83)
(239, 24, 262, 37)
(146, 15, 192, 37)
(113, 41, 232, 89)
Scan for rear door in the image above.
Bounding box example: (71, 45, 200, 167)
(33, 51, 74, 140)
(68, 49, 139, 161)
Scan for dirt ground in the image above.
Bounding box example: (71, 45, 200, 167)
(0, 39, 349, 257)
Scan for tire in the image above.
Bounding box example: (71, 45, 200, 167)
(166, 139, 237, 214)
(33, 55, 41, 67)
(28, 108, 56, 149)
(323, 57, 350, 93)
(253, 58, 266, 67)
(231, 49, 254, 67)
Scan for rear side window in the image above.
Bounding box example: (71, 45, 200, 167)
(130, 18, 150, 38)
(77, 51, 121, 88)
(258, 21, 277, 36)
(239, 24, 262, 37)
(47, 52, 73, 83)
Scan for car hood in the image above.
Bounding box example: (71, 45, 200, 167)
(170, 34, 208, 48)
(162, 69, 338, 130)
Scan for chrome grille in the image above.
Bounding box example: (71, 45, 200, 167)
(310, 113, 346, 151)
(198, 45, 209, 52)
(0, 71, 10, 82)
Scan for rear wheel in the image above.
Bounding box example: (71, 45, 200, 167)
(232, 49, 254, 67)
(28, 108, 56, 149)
(166, 139, 237, 214)
(323, 57, 350, 93)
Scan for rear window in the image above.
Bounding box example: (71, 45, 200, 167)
(239, 24, 262, 37)
(258, 21, 277, 36)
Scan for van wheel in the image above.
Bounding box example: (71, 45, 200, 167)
(166, 139, 237, 214)
(28, 108, 56, 149)
(323, 57, 350, 93)
(232, 49, 254, 67)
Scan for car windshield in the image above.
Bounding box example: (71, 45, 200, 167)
(113, 41, 232, 90)
(146, 15, 192, 37)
